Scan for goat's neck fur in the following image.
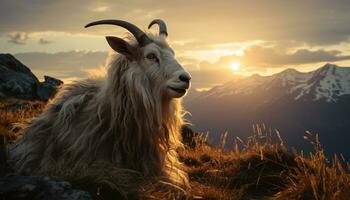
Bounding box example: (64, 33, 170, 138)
(94, 56, 183, 175)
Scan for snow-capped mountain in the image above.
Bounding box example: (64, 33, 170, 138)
(296, 64, 350, 101)
(189, 64, 350, 103)
(184, 64, 350, 157)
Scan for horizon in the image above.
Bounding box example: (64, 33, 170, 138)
(192, 62, 348, 91)
(5, 52, 345, 92)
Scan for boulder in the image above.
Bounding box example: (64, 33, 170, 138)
(0, 54, 63, 101)
(37, 76, 63, 101)
(0, 54, 39, 100)
(0, 176, 92, 200)
(181, 125, 197, 148)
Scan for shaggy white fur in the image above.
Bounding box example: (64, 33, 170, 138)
(9, 29, 191, 188)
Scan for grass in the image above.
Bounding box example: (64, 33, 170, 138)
(0, 99, 45, 177)
(179, 131, 350, 200)
(1, 99, 350, 199)
(0, 99, 45, 139)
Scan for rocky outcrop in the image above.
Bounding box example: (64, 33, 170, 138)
(0, 54, 63, 101)
(0, 176, 92, 200)
(37, 76, 63, 101)
(0, 54, 39, 100)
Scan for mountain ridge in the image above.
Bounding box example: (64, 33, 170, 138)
(184, 63, 350, 157)
(187, 63, 350, 103)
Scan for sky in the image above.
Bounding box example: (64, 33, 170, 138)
(1, 0, 350, 89)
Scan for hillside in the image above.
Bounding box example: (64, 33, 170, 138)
(1, 100, 350, 199)
(185, 64, 350, 158)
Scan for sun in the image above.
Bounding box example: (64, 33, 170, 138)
(231, 62, 240, 72)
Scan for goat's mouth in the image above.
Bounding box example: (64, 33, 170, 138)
(168, 86, 187, 94)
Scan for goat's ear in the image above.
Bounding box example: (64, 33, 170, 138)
(106, 36, 136, 60)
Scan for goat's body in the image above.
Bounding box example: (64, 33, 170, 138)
(10, 28, 190, 188)
(11, 72, 186, 183)
(10, 78, 109, 171)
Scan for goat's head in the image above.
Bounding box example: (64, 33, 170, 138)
(85, 19, 191, 98)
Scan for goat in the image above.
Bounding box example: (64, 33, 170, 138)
(9, 19, 191, 187)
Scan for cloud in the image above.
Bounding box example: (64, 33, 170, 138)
(1, 0, 350, 46)
(241, 46, 350, 66)
(39, 38, 53, 45)
(195, 46, 350, 69)
(182, 47, 350, 88)
(14, 51, 108, 80)
(7, 32, 29, 45)
(123, 9, 165, 21)
(1, 31, 106, 54)
(92, 6, 109, 12)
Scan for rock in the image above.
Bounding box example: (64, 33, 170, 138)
(0, 54, 63, 101)
(0, 135, 7, 165)
(0, 54, 39, 100)
(36, 76, 63, 101)
(181, 125, 197, 148)
(0, 176, 92, 200)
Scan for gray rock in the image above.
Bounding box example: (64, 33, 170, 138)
(0, 54, 39, 100)
(0, 135, 7, 164)
(0, 176, 92, 200)
(43, 76, 63, 87)
(181, 125, 197, 148)
(36, 76, 63, 101)
(0, 54, 63, 101)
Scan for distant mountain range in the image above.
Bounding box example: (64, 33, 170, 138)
(184, 64, 350, 157)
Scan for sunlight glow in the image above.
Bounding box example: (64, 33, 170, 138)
(231, 62, 240, 71)
(235, 49, 245, 57)
(92, 6, 109, 12)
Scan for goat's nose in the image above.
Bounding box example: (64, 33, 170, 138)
(179, 73, 191, 83)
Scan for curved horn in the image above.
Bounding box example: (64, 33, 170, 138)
(148, 19, 168, 37)
(85, 19, 152, 47)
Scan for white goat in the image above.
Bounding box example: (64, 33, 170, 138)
(10, 19, 191, 187)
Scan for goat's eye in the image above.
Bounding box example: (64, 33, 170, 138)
(146, 53, 158, 62)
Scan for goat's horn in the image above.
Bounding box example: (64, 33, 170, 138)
(85, 19, 152, 47)
(148, 19, 168, 37)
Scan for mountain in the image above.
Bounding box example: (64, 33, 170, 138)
(0, 54, 63, 101)
(184, 64, 350, 157)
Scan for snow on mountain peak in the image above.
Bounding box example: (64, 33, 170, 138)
(189, 64, 350, 103)
(304, 64, 350, 102)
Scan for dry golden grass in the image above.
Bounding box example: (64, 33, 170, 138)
(177, 129, 350, 200)
(272, 136, 350, 200)
(178, 131, 297, 199)
(0, 99, 46, 177)
(0, 99, 45, 139)
(1, 99, 350, 200)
